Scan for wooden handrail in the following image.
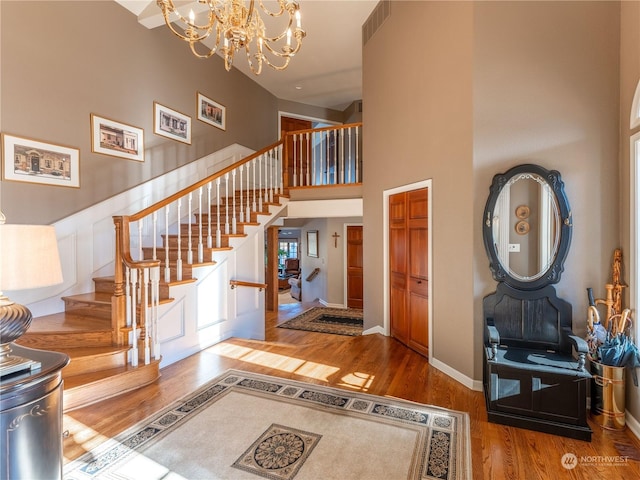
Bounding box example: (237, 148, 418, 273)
(129, 139, 285, 222)
(229, 280, 268, 291)
(283, 121, 362, 137)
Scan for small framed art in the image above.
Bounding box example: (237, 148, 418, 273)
(91, 114, 145, 162)
(197, 92, 226, 130)
(307, 230, 318, 258)
(154, 102, 192, 144)
(1, 133, 80, 188)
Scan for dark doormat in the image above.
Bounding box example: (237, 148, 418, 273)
(277, 307, 363, 336)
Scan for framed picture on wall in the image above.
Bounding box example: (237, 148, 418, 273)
(91, 114, 145, 162)
(153, 102, 192, 144)
(1, 133, 80, 188)
(307, 230, 318, 257)
(197, 92, 226, 131)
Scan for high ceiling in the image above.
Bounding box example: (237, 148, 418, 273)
(115, 0, 378, 111)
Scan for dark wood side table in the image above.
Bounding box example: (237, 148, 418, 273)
(1, 344, 69, 480)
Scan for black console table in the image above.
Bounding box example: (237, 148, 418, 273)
(1, 344, 69, 480)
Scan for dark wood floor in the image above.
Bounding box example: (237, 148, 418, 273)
(63, 301, 640, 479)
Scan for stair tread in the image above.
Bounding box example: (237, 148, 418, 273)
(62, 292, 112, 304)
(26, 312, 111, 333)
(54, 345, 129, 358)
(63, 360, 160, 390)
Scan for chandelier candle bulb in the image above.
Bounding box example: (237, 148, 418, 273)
(157, 0, 305, 74)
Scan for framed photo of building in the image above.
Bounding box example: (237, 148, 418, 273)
(197, 92, 226, 131)
(91, 114, 144, 162)
(1, 133, 80, 188)
(307, 230, 318, 258)
(153, 102, 191, 144)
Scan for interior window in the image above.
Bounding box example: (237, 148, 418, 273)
(632, 131, 640, 343)
(631, 79, 640, 343)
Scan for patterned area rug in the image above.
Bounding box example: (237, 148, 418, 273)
(64, 370, 471, 480)
(277, 307, 363, 336)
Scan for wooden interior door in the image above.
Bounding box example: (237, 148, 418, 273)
(346, 225, 363, 309)
(281, 116, 312, 187)
(389, 188, 429, 358)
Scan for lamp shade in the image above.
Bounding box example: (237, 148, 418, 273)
(0, 224, 63, 291)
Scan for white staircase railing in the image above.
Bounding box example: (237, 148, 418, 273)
(111, 122, 362, 368)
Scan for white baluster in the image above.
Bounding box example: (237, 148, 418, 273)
(164, 206, 171, 283)
(347, 127, 353, 184)
(340, 128, 345, 184)
(207, 182, 213, 249)
(152, 266, 160, 360)
(252, 158, 257, 213)
(198, 186, 203, 263)
(176, 198, 183, 281)
(224, 173, 230, 235)
(305, 132, 310, 186)
(355, 126, 360, 183)
(311, 131, 316, 186)
(246, 159, 251, 222)
(239, 164, 245, 223)
(143, 267, 150, 365)
(216, 177, 222, 248)
(268, 152, 274, 203)
(299, 133, 304, 187)
(232, 170, 237, 234)
(292, 135, 298, 187)
(187, 192, 193, 264)
(258, 154, 263, 212)
(125, 268, 131, 328)
(152, 212, 158, 260)
(334, 130, 338, 185)
(130, 267, 139, 367)
(278, 144, 284, 195)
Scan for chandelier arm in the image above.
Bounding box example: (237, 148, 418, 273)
(244, 45, 263, 75)
(261, 31, 304, 58)
(257, 0, 287, 17)
(158, 1, 217, 42)
(260, 54, 291, 71)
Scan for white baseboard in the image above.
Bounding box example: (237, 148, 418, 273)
(430, 357, 483, 391)
(363, 326, 385, 336)
(319, 300, 346, 308)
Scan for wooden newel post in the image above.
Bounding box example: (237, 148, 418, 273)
(111, 216, 127, 346)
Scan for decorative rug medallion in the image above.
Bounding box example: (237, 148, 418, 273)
(232, 424, 321, 480)
(64, 369, 471, 480)
(277, 307, 363, 336)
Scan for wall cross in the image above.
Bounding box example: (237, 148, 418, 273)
(332, 232, 340, 248)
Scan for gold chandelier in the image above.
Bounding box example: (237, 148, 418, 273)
(157, 0, 305, 74)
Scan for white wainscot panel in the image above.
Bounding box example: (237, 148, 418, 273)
(197, 262, 229, 330)
(158, 297, 186, 343)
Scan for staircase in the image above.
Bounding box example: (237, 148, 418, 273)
(13, 122, 362, 412)
(16, 189, 289, 411)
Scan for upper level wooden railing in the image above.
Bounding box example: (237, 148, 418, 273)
(110, 122, 362, 367)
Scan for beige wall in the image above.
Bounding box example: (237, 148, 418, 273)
(619, 0, 640, 423)
(364, 1, 623, 383)
(473, 1, 621, 379)
(0, 1, 278, 225)
(363, 1, 475, 379)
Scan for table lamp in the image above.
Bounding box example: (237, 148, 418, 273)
(0, 212, 63, 376)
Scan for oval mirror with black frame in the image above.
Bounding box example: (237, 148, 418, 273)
(482, 164, 572, 291)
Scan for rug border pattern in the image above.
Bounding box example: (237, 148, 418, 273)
(64, 369, 471, 480)
(277, 307, 364, 336)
